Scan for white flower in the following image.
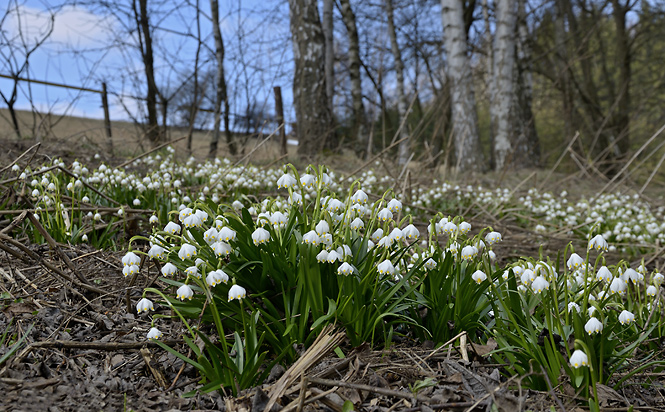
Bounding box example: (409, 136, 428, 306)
(183, 213, 203, 229)
(122, 264, 139, 277)
(442, 221, 457, 235)
(378, 236, 393, 248)
(588, 234, 608, 251)
(584, 317, 603, 334)
(207, 269, 229, 286)
(596, 266, 612, 282)
(316, 250, 329, 263)
(618, 310, 634, 325)
(270, 211, 288, 228)
(185, 266, 199, 278)
(531, 276, 550, 293)
(326, 250, 342, 263)
(371, 228, 384, 243)
(232, 200, 244, 210)
(646, 285, 657, 297)
(327, 198, 344, 213)
(177, 284, 194, 300)
(485, 231, 502, 245)
(320, 233, 333, 247)
(610, 277, 626, 294)
(212, 241, 232, 257)
(315, 220, 330, 235)
(164, 222, 181, 235)
(133, 198, 141, 206)
(337, 262, 355, 276)
(458, 222, 471, 235)
(161, 262, 177, 276)
(290, 192, 303, 205)
(203, 227, 218, 244)
(82, 195, 90, 203)
(149, 215, 159, 224)
(147, 327, 163, 340)
(387, 198, 402, 213)
(148, 244, 165, 259)
(136, 298, 154, 313)
(94, 213, 102, 221)
(653, 273, 664, 285)
(567, 253, 584, 270)
(352, 189, 368, 204)
(81, 234, 88, 242)
(569, 350, 588, 368)
(122, 252, 141, 267)
(472, 270, 487, 284)
(302, 230, 320, 245)
(568, 302, 581, 313)
(389, 228, 403, 242)
(252, 228, 270, 245)
(461, 245, 478, 260)
(277, 173, 297, 189)
(300, 173, 316, 188)
(377, 260, 395, 275)
(403, 224, 419, 241)
(424, 258, 437, 270)
(178, 244, 197, 260)
(377, 208, 393, 222)
(11, 164, 20, 172)
(625, 268, 643, 284)
(350, 217, 364, 230)
(521, 269, 536, 284)
(228, 284, 246, 301)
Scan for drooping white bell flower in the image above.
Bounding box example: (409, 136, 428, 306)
(148, 244, 165, 259)
(302, 230, 320, 246)
(185, 266, 199, 278)
(177, 284, 194, 300)
(300, 173, 316, 189)
(377, 208, 393, 222)
(164, 222, 181, 235)
(461, 245, 478, 261)
(350, 218, 364, 230)
(203, 227, 219, 244)
(277, 173, 297, 189)
(596, 266, 613, 282)
(471, 270, 487, 284)
(212, 241, 232, 257)
(569, 350, 588, 368)
(568, 302, 581, 313)
(178, 244, 197, 260)
(252, 228, 270, 246)
(377, 260, 395, 275)
(458, 222, 471, 235)
(147, 327, 163, 340)
(123, 264, 139, 277)
(485, 231, 502, 245)
(122, 252, 141, 267)
(316, 220, 330, 235)
(316, 250, 329, 263)
(387, 198, 402, 213)
(207, 270, 229, 287)
(531, 276, 550, 294)
(567, 253, 584, 270)
(424, 258, 437, 270)
(218, 227, 236, 242)
(588, 234, 608, 252)
(403, 224, 420, 241)
(389, 228, 403, 243)
(136, 298, 154, 313)
(337, 262, 356, 276)
(161, 262, 177, 276)
(646, 285, 658, 297)
(584, 317, 603, 334)
(371, 228, 384, 243)
(618, 310, 635, 325)
(228, 284, 247, 301)
(351, 189, 368, 204)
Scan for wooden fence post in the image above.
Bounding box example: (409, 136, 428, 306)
(273, 86, 287, 156)
(101, 82, 113, 154)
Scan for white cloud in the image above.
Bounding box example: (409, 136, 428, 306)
(4, 5, 113, 48)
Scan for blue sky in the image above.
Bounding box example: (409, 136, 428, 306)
(0, 0, 294, 129)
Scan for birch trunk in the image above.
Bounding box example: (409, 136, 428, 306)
(288, 0, 335, 157)
(492, 0, 517, 170)
(208, 0, 236, 157)
(322, 0, 334, 111)
(441, 0, 484, 171)
(339, 0, 368, 157)
(385, 0, 411, 166)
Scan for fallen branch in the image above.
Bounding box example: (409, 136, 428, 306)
(308, 377, 431, 403)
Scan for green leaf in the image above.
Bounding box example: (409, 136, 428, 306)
(342, 400, 355, 412)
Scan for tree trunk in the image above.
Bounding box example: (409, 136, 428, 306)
(137, 0, 161, 145)
(483, 0, 496, 169)
(288, 0, 335, 157)
(208, 0, 236, 158)
(492, 0, 517, 170)
(339, 0, 368, 158)
(513, 0, 540, 167)
(441, 0, 485, 172)
(385, 0, 411, 166)
(322, 0, 334, 112)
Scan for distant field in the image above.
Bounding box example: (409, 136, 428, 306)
(0, 108, 294, 162)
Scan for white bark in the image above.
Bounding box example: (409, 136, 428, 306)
(322, 0, 334, 111)
(385, 0, 411, 166)
(440, 0, 484, 171)
(493, 0, 517, 170)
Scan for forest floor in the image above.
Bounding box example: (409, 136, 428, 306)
(1, 134, 665, 412)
